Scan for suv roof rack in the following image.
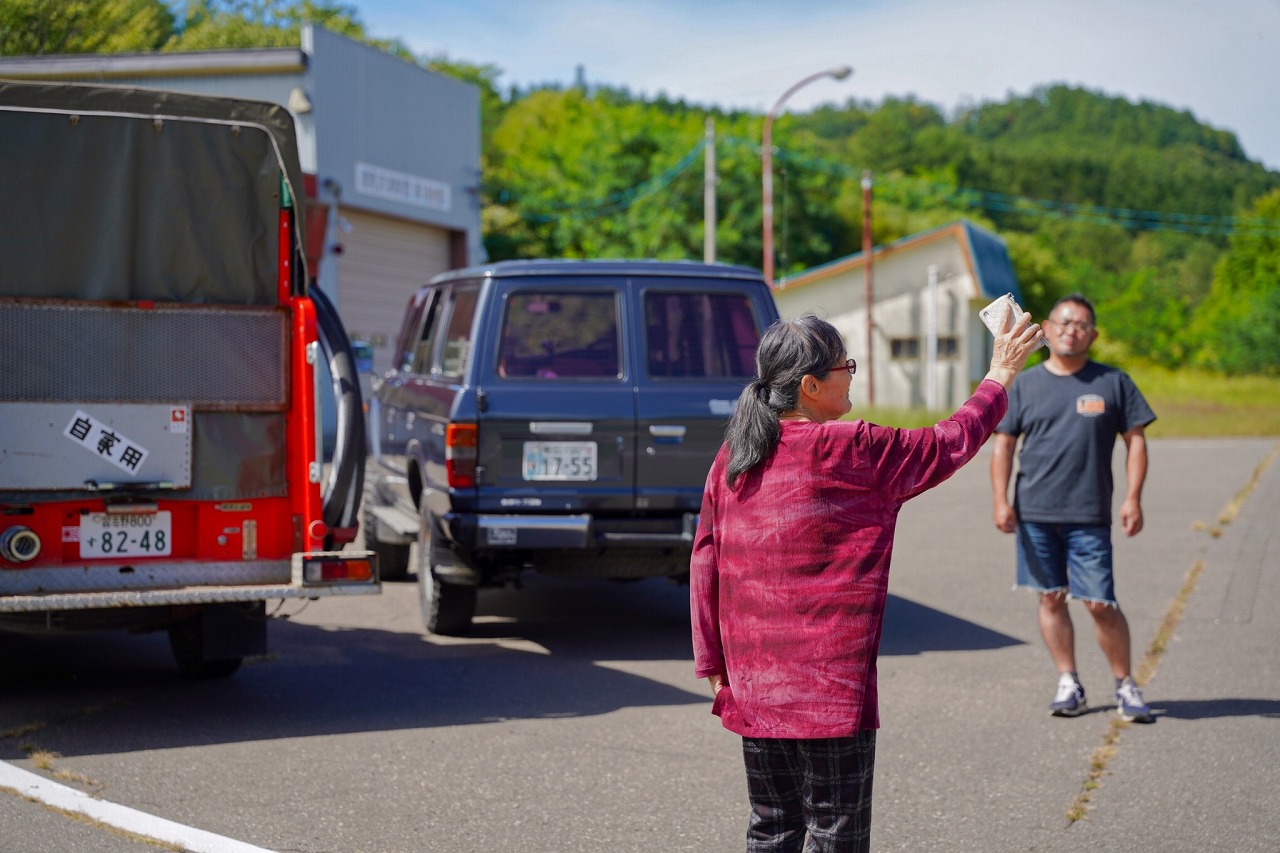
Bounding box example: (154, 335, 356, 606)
(431, 258, 762, 284)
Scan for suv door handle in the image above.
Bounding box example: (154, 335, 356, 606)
(649, 425, 686, 441)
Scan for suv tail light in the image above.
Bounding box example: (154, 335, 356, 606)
(445, 423, 478, 488)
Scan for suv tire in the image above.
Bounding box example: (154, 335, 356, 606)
(362, 503, 410, 581)
(416, 503, 477, 635)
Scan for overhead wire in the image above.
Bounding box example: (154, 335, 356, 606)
(735, 137, 1280, 238)
(492, 135, 1280, 238)
(505, 139, 706, 223)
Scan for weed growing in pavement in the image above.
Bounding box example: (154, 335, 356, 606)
(1065, 445, 1279, 825)
(2, 720, 46, 739)
(26, 748, 59, 770)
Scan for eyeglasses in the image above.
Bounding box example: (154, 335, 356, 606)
(1047, 319, 1095, 332)
(828, 358, 857, 375)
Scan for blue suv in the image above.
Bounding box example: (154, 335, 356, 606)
(365, 259, 779, 633)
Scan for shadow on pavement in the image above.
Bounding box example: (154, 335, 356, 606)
(1148, 698, 1280, 720)
(880, 594, 1024, 656)
(2, 578, 1024, 760)
(0, 578, 700, 759)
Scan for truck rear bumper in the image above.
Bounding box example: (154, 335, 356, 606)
(0, 583, 376, 613)
(0, 553, 379, 612)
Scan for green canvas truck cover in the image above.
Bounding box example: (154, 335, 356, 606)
(0, 80, 310, 501)
(0, 78, 307, 305)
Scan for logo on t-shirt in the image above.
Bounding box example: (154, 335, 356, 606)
(1076, 394, 1106, 416)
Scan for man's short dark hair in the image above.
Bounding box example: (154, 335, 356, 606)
(1050, 293, 1096, 324)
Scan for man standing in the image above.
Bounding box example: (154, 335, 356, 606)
(991, 294, 1156, 722)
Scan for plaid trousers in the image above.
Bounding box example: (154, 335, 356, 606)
(741, 732, 876, 853)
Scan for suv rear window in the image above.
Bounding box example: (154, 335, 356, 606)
(645, 292, 761, 379)
(497, 291, 620, 379)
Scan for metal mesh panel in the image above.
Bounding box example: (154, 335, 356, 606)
(0, 301, 288, 410)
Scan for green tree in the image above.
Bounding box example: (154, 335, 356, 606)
(167, 0, 365, 49)
(483, 88, 714, 260)
(0, 0, 174, 54)
(12, 7, 1277, 377)
(1189, 190, 1280, 375)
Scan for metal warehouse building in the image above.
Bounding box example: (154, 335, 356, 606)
(0, 24, 483, 376)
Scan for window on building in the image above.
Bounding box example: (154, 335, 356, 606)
(891, 336, 960, 360)
(890, 337, 920, 360)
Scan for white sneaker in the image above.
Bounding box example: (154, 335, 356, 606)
(1049, 673, 1087, 717)
(1116, 677, 1154, 723)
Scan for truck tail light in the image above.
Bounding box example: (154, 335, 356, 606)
(299, 554, 376, 585)
(445, 423, 478, 488)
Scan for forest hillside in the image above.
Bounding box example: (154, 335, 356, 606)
(4, 0, 1278, 374)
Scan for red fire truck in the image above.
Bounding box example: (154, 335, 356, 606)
(0, 80, 376, 676)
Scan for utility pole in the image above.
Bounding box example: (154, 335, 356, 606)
(704, 118, 716, 264)
(761, 66, 852, 285)
(926, 264, 939, 410)
(862, 170, 875, 406)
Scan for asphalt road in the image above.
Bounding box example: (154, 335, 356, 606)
(2, 437, 1277, 852)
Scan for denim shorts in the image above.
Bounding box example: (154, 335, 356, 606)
(1015, 521, 1116, 605)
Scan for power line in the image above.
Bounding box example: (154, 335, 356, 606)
(497, 139, 706, 222)
(742, 138, 1280, 238)
(490, 136, 1280, 238)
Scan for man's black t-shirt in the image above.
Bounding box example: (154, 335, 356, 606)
(995, 361, 1156, 526)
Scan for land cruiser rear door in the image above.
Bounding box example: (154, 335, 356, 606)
(633, 280, 772, 512)
(473, 280, 635, 513)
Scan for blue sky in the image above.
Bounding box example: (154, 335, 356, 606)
(349, 0, 1280, 173)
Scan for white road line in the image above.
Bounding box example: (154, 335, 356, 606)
(0, 761, 274, 853)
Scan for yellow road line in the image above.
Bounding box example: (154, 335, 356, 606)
(1065, 438, 1280, 824)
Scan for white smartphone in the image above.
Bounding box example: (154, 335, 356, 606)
(980, 293, 1046, 351)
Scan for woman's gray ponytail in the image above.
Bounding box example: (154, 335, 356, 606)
(724, 314, 845, 488)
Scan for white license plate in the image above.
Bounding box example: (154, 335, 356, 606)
(522, 441, 597, 481)
(80, 511, 172, 558)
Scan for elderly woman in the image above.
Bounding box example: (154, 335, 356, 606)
(691, 311, 1042, 852)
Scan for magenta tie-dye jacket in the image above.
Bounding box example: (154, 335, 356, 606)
(690, 379, 1008, 738)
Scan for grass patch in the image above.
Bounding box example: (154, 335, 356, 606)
(20, 744, 103, 790)
(1066, 721, 1126, 824)
(26, 748, 60, 770)
(2, 720, 47, 740)
(52, 767, 98, 787)
(1130, 364, 1280, 437)
(846, 406, 950, 429)
(1, 785, 180, 851)
(846, 367, 1280, 437)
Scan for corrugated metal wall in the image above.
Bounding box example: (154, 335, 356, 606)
(334, 208, 450, 375)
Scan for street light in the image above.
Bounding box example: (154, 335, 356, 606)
(762, 65, 852, 286)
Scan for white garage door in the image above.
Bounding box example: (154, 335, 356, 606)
(334, 207, 451, 375)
